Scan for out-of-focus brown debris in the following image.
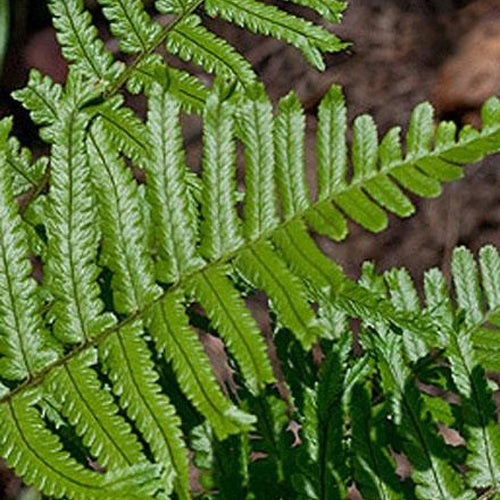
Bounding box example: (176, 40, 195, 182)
(433, 0, 500, 124)
(199, 333, 240, 398)
(0, 461, 22, 500)
(24, 28, 67, 83)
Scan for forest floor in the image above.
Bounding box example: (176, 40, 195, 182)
(1, 0, 499, 497)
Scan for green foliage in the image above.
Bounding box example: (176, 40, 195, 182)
(0, 0, 499, 499)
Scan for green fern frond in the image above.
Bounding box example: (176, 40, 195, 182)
(355, 248, 500, 495)
(316, 348, 347, 497)
(274, 92, 309, 220)
(87, 121, 159, 314)
(97, 0, 161, 54)
(48, 0, 122, 84)
(204, 0, 346, 70)
(185, 266, 275, 394)
(149, 291, 256, 439)
(101, 323, 190, 498)
(1, 0, 500, 493)
(316, 85, 347, 198)
(371, 333, 474, 500)
(446, 248, 500, 490)
(199, 87, 243, 259)
(145, 83, 203, 283)
(45, 349, 145, 470)
(45, 100, 115, 344)
(127, 56, 209, 113)
(385, 268, 428, 361)
(309, 90, 500, 240)
(272, 220, 344, 298)
(0, 151, 57, 380)
(87, 121, 190, 497)
(350, 384, 407, 500)
(165, 15, 257, 87)
(12, 69, 63, 141)
(6, 138, 46, 198)
(0, 390, 160, 499)
(238, 86, 278, 240)
(91, 96, 151, 168)
(48, 0, 346, 99)
(451, 246, 500, 372)
(237, 241, 321, 349)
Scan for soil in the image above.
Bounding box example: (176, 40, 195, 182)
(1, 0, 499, 497)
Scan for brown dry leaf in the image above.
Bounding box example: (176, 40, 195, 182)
(286, 420, 302, 447)
(199, 333, 239, 398)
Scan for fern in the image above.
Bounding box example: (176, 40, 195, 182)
(0, 0, 499, 498)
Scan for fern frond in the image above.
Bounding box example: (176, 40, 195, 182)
(48, 0, 121, 84)
(372, 333, 474, 500)
(352, 114, 378, 182)
(274, 92, 309, 220)
(12, 69, 63, 141)
(316, 348, 347, 498)
(479, 245, 500, 310)
(155, 0, 188, 15)
(199, 89, 243, 260)
(204, 0, 346, 70)
(272, 220, 344, 297)
(97, 0, 162, 54)
(87, 121, 190, 496)
(357, 247, 500, 495)
(452, 247, 484, 326)
(423, 268, 454, 332)
(0, 151, 57, 380)
(291, 346, 347, 499)
(45, 349, 145, 470)
(185, 265, 275, 394)
(446, 247, 500, 489)
(92, 96, 151, 168)
(237, 241, 320, 349)
(87, 122, 158, 314)
(165, 15, 257, 87)
(0, 117, 45, 198)
(127, 55, 209, 114)
(15, 68, 150, 171)
(350, 384, 406, 500)
(450, 246, 500, 372)
(316, 85, 347, 199)
(45, 102, 115, 344)
(309, 92, 500, 240)
(0, 390, 160, 499)
(101, 323, 190, 498)
(145, 83, 203, 283)
(149, 291, 256, 439)
(384, 268, 428, 361)
(165, 66, 209, 112)
(6, 140, 46, 199)
(1, 38, 500, 496)
(238, 86, 278, 240)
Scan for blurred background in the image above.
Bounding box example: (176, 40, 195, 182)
(0, 0, 499, 496)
